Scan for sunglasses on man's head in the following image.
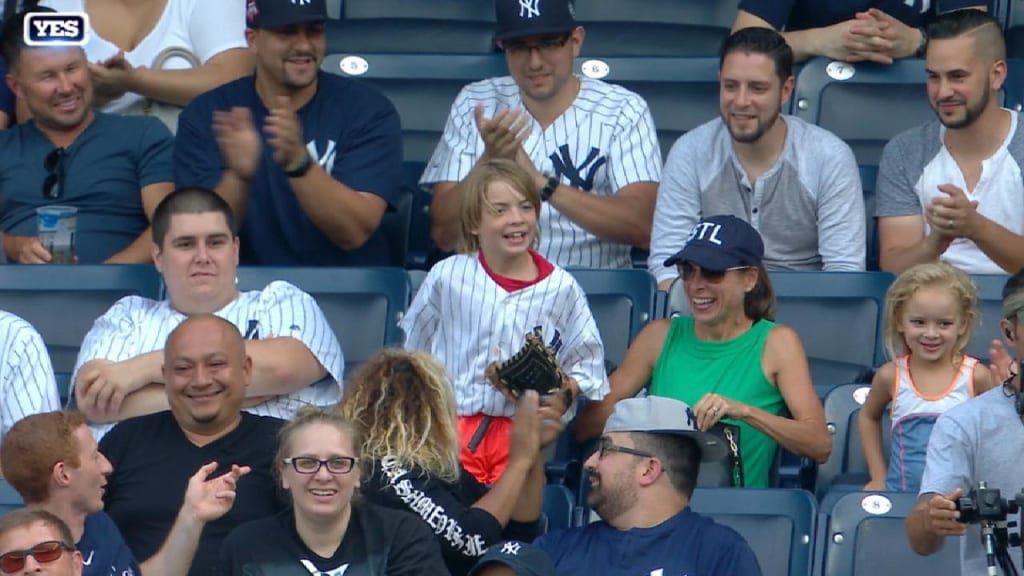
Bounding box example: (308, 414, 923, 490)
(0, 541, 74, 574)
(42, 147, 67, 200)
(677, 262, 750, 284)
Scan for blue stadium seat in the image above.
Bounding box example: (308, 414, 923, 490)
(573, 56, 721, 158)
(234, 267, 410, 375)
(817, 384, 893, 499)
(564, 268, 656, 369)
(542, 483, 577, 532)
(860, 165, 880, 272)
(689, 487, 817, 576)
(0, 479, 23, 517)
(0, 265, 162, 386)
(794, 57, 1024, 167)
(668, 271, 893, 385)
(575, 0, 740, 57)
(822, 491, 960, 576)
(379, 185, 413, 269)
(970, 274, 1011, 362)
(325, 0, 496, 54)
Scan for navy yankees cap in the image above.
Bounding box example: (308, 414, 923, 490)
(495, 0, 576, 43)
(468, 542, 557, 576)
(246, 0, 327, 29)
(664, 215, 764, 272)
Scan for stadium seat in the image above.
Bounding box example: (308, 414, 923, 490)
(817, 384, 893, 499)
(575, 0, 740, 57)
(860, 165, 880, 272)
(542, 483, 577, 532)
(573, 56, 721, 157)
(380, 186, 413, 269)
(822, 491, 960, 576)
(689, 487, 817, 576)
(0, 265, 162, 384)
(565, 268, 656, 369)
(0, 479, 23, 517)
(970, 274, 1011, 362)
(234, 267, 410, 375)
(667, 271, 893, 385)
(325, 0, 496, 54)
(794, 57, 1024, 167)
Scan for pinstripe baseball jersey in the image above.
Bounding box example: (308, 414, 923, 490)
(0, 311, 60, 441)
(73, 281, 344, 440)
(400, 254, 609, 417)
(420, 75, 662, 269)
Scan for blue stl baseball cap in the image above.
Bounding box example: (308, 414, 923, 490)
(246, 0, 327, 29)
(663, 215, 764, 271)
(468, 542, 557, 576)
(494, 0, 576, 43)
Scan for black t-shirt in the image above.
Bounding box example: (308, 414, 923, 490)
(217, 503, 451, 576)
(361, 457, 541, 576)
(99, 412, 286, 576)
(737, 0, 983, 31)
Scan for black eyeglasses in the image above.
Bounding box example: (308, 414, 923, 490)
(593, 438, 654, 460)
(283, 456, 358, 475)
(0, 541, 75, 574)
(502, 33, 572, 56)
(678, 262, 750, 284)
(42, 147, 67, 200)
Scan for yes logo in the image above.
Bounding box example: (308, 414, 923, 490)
(24, 12, 89, 46)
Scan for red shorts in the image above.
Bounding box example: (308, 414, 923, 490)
(458, 413, 513, 485)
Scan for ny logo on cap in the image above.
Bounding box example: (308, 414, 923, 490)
(688, 222, 725, 246)
(519, 0, 541, 18)
(291, 0, 311, 4)
(501, 542, 522, 555)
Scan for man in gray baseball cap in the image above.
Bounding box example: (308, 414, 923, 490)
(533, 396, 762, 576)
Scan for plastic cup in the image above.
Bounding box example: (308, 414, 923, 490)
(36, 206, 77, 264)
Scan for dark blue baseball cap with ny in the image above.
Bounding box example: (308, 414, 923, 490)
(246, 0, 327, 29)
(664, 214, 764, 271)
(468, 541, 557, 576)
(495, 0, 577, 42)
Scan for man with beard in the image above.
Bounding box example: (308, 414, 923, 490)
(0, 8, 174, 264)
(877, 9, 1024, 275)
(647, 27, 864, 290)
(533, 396, 761, 576)
(422, 0, 661, 269)
(173, 0, 401, 266)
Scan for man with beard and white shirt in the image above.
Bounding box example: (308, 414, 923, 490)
(648, 27, 864, 290)
(877, 9, 1024, 274)
(533, 396, 761, 576)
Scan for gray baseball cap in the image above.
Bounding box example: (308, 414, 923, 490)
(604, 396, 729, 462)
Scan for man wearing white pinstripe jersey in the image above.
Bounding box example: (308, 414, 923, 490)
(70, 186, 343, 441)
(0, 311, 60, 446)
(422, 0, 661, 269)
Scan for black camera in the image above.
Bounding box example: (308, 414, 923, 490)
(957, 484, 1017, 524)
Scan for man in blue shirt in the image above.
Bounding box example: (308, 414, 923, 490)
(0, 9, 174, 264)
(732, 0, 987, 63)
(0, 411, 248, 576)
(173, 0, 402, 266)
(535, 396, 761, 576)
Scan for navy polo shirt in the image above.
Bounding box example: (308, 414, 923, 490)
(78, 512, 140, 576)
(738, 0, 985, 31)
(174, 72, 402, 266)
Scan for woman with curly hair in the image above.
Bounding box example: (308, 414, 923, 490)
(338, 349, 552, 576)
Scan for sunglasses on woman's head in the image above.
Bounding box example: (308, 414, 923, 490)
(42, 147, 67, 200)
(678, 262, 750, 284)
(0, 541, 74, 574)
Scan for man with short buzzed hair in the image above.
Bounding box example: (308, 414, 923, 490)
(877, 9, 1024, 274)
(0, 509, 82, 576)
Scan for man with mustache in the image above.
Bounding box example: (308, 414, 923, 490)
(0, 8, 174, 264)
(173, 0, 402, 267)
(877, 9, 1024, 274)
(648, 27, 864, 290)
(533, 396, 761, 576)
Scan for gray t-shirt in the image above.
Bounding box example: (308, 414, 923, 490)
(919, 385, 1024, 575)
(648, 115, 864, 283)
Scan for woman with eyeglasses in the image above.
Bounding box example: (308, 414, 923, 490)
(576, 215, 831, 488)
(217, 406, 450, 576)
(338, 350, 550, 576)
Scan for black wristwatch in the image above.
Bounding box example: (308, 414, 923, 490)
(915, 27, 928, 58)
(540, 175, 560, 202)
(284, 152, 313, 178)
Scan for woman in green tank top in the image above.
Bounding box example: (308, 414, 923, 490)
(577, 216, 831, 488)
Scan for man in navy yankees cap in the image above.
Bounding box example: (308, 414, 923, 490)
(245, 0, 327, 29)
(469, 541, 557, 576)
(494, 0, 576, 42)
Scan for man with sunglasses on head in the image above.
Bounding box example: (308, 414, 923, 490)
(422, 0, 660, 269)
(534, 395, 761, 576)
(0, 510, 82, 576)
(0, 9, 174, 264)
(648, 27, 864, 291)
